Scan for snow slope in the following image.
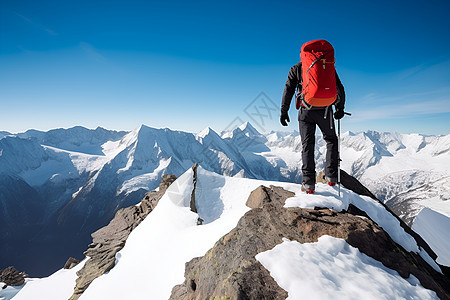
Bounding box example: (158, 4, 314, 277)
(412, 208, 450, 266)
(12, 167, 440, 300)
(2, 260, 86, 300)
(78, 167, 289, 300)
(0, 131, 11, 140)
(256, 236, 437, 300)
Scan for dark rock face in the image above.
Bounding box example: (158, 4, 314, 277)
(320, 169, 378, 200)
(69, 174, 176, 300)
(0, 266, 28, 287)
(171, 185, 450, 300)
(64, 257, 80, 270)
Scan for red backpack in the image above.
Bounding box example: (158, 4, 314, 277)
(296, 39, 337, 109)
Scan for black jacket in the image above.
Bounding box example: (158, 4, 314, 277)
(281, 62, 345, 113)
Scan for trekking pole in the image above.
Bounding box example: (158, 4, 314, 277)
(338, 112, 351, 198)
(338, 118, 341, 198)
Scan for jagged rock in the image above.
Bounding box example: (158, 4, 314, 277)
(171, 185, 450, 300)
(246, 185, 294, 209)
(158, 174, 177, 193)
(190, 163, 198, 213)
(0, 266, 28, 287)
(64, 257, 80, 269)
(189, 163, 204, 225)
(141, 174, 177, 215)
(441, 265, 450, 279)
(69, 174, 176, 300)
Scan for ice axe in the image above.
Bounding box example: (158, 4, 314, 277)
(338, 112, 351, 198)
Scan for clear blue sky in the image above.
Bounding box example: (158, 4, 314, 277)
(1, 0, 449, 135)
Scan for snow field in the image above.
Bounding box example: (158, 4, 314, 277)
(420, 195, 450, 218)
(412, 207, 450, 266)
(10, 259, 87, 300)
(116, 157, 171, 195)
(256, 236, 438, 300)
(0, 284, 23, 300)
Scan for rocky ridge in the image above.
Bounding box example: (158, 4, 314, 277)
(171, 184, 450, 300)
(63, 257, 81, 270)
(0, 266, 28, 288)
(68, 174, 176, 300)
(46, 165, 448, 300)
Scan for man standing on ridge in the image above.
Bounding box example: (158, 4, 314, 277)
(280, 39, 346, 194)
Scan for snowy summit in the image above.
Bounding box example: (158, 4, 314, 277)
(6, 166, 449, 300)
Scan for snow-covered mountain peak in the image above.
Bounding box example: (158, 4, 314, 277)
(197, 127, 210, 138)
(220, 121, 261, 139)
(339, 131, 375, 151)
(196, 126, 220, 141)
(266, 130, 297, 142)
(220, 122, 268, 150)
(14, 126, 127, 156)
(238, 121, 260, 135)
(103, 125, 163, 157)
(0, 131, 11, 140)
(365, 131, 405, 153)
(429, 135, 450, 156)
(101, 128, 137, 158)
(0, 136, 49, 174)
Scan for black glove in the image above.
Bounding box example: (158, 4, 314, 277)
(334, 109, 345, 120)
(280, 111, 290, 126)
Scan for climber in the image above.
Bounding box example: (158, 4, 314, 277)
(280, 39, 346, 194)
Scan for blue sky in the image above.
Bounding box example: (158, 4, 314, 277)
(1, 0, 449, 135)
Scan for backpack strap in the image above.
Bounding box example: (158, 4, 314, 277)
(301, 98, 314, 110)
(295, 64, 303, 110)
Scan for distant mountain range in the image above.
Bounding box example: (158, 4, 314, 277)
(0, 124, 449, 276)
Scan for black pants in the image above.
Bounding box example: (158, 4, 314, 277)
(299, 108, 338, 186)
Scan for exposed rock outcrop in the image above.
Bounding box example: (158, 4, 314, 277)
(69, 174, 176, 300)
(190, 163, 204, 225)
(190, 163, 198, 214)
(171, 185, 450, 300)
(64, 257, 80, 270)
(0, 266, 28, 288)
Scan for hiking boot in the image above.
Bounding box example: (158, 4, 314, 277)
(301, 183, 315, 194)
(325, 176, 337, 186)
